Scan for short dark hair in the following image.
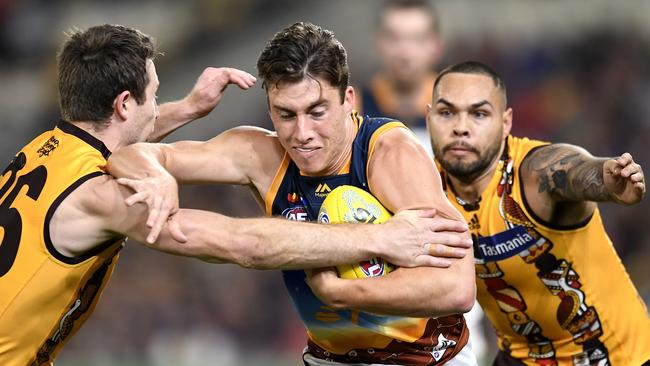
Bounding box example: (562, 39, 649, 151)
(434, 61, 507, 105)
(257, 22, 349, 101)
(379, 0, 439, 34)
(58, 24, 157, 124)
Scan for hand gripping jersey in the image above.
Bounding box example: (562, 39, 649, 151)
(266, 112, 468, 365)
(440, 136, 650, 366)
(0, 122, 124, 365)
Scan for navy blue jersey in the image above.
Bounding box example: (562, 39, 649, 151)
(264, 112, 468, 365)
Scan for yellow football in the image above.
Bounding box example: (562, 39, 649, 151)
(317, 185, 395, 279)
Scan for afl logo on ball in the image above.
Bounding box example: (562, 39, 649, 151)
(359, 258, 387, 277)
(317, 210, 330, 224)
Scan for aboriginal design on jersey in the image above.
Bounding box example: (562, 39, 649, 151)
(471, 143, 610, 366)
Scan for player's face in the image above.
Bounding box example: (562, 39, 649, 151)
(128, 60, 160, 144)
(268, 77, 356, 176)
(426, 73, 512, 181)
(376, 8, 440, 85)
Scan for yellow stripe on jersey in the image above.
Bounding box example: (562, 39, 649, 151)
(265, 152, 292, 216)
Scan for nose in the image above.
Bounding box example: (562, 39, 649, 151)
(452, 113, 470, 137)
(294, 114, 313, 143)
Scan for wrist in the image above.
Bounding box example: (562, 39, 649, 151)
(361, 224, 386, 259)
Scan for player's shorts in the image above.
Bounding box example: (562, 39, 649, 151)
(302, 338, 478, 366)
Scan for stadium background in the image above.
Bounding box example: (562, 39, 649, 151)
(0, 0, 648, 365)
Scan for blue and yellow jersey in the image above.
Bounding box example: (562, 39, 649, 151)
(0, 121, 124, 365)
(266, 112, 468, 365)
(441, 136, 650, 365)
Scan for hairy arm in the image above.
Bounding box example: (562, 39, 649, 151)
(59, 176, 460, 270)
(520, 144, 645, 226)
(308, 127, 475, 317)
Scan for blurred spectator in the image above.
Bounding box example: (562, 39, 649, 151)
(356, 0, 443, 153)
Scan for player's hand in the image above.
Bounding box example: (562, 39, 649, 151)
(305, 267, 343, 308)
(184, 67, 256, 119)
(116, 173, 186, 244)
(604, 152, 645, 205)
(378, 209, 472, 269)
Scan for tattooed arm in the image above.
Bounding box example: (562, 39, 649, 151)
(520, 144, 645, 226)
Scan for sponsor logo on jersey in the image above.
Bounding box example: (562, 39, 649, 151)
(477, 225, 535, 261)
(431, 333, 457, 362)
(287, 192, 300, 203)
(282, 206, 308, 221)
(359, 257, 386, 277)
(38, 136, 59, 157)
(314, 183, 332, 198)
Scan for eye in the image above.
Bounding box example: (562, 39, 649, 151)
(438, 109, 453, 117)
(278, 112, 295, 120)
(473, 110, 488, 119)
(309, 106, 327, 119)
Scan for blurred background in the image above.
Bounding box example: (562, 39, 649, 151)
(1, 0, 648, 365)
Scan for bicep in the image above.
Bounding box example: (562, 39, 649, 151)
(165, 127, 269, 185)
(89, 176, 153, 243)
(520, 143, 601, 224)
(522, 143, 607, 201)
(367, 127, 462, 221)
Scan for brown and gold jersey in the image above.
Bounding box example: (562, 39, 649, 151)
(0, 122, 124, 365)
(441, 136, 650, 365)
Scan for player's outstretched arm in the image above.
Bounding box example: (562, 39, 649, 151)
(520, 144, 645, 225)
(148, 67, 256, 142)
(308, 127, 476, 318)
(145, 208, 471, 270)
(61, 175, 471, 270)
(107, 127, 279, 242)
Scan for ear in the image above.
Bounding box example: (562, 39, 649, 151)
(502, 107, 513, 138)
(343, 86, 355, 114)
(113, 90, 132, 121)
(425, 103, 433, 127)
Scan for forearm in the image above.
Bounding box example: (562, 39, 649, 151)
(319, 262, 475, 317)
(107, 143, 169, 180)
(155, 209, 383, 269)
(565, 158, 612, 201)
(148, 99, 198, 142)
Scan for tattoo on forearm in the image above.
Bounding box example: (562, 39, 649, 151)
(524, 145, 610, 201)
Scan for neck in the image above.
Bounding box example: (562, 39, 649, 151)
(70, 120, 123, 152)
(330, 115, 357, 174)
(446, 144, 506, 204)
(380, 72, 421, 95)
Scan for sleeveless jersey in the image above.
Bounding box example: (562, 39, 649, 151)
(0, 121, 124, 365)
(266, 112, 468, 365)
(440, 136, 650, 366)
